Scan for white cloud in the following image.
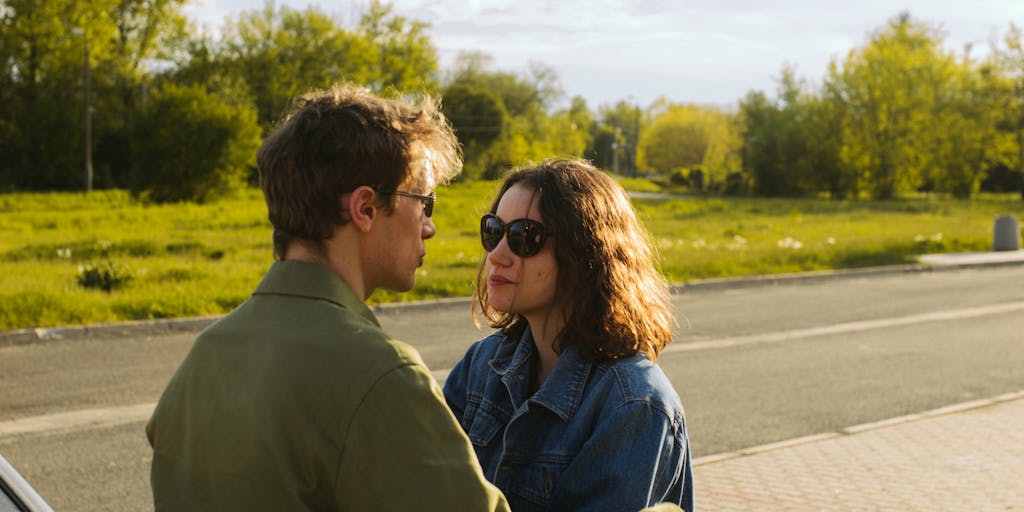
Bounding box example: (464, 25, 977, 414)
(187, 0, 1024, 107)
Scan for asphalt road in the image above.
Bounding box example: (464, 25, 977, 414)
(2, 265, 1023, 511)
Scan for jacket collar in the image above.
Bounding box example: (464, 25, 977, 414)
(252, 260, 380, 327)
(489, 327, 592, 422)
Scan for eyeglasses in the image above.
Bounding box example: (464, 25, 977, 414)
(388, 190, 435, 217)
(480, 213, 550, 257)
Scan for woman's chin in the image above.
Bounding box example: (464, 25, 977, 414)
(487, 297, 514, 314)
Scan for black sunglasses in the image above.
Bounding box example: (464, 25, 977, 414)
(388, 190, 435, 217)
(480, 214, 550, 257)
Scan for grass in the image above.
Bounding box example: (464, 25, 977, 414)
(1, 184, 1021, 331)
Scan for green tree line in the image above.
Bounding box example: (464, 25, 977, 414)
(647, 13, 1024, 200)
(2, 4, 1022, 201)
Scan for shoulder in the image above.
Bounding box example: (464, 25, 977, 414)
(450, 330, 510, 370)
(199, 296, 427, 389)
(595, 355, 684, 422)
(443, 331, 510, 399)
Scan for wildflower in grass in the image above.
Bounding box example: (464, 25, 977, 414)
(914, 233, 943, 243)
(56, 248, 72, 259)
(656, 238, 679, 249)
(726, 235, 747, 251)
(777, 237, 803, 249)
(691, 239, 707, 249)
(826, 237, 836, 245)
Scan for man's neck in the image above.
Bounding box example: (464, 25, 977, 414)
(282, 236, 369, 300)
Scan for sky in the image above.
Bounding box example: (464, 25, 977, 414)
(183, 0, 1024, 110)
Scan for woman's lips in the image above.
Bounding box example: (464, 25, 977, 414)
(489, 275, 513, 286)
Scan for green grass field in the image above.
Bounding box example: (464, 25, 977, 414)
(1, 182, 1021, 331)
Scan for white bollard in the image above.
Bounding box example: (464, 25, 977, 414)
(993, 215, 1021, 251)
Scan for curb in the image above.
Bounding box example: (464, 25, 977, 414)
(672, 257, 1024, 294)
(3, 256, 1023, 347)
(0, 316, 221, 348)
(692, 389, 1024, 466)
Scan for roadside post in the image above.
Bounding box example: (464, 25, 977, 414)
(993, 215, 1021, 251)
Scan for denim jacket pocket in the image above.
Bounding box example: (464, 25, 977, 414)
(502, 458, 569, 509)
(461, 398, 505, 448)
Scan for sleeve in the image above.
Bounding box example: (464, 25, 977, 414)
(550, 401, 690, 512)
(335, 362, 509, 512)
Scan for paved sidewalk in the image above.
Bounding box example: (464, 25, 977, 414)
(919, 249, 1024, 267)
(693, 391, 1024, 511)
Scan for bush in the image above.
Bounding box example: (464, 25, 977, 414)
(130, 84, 262, 203)
(668, 168, 689, 186)
(77, 261, 135, 292)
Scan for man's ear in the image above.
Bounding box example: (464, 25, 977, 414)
(347, 186, 378, 232)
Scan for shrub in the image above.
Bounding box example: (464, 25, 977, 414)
(130, 84, 262, 203)
(77, 261, 135, 292)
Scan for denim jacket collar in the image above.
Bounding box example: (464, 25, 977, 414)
(488, 327, 592, 422)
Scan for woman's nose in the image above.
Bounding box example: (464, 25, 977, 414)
(487, 234, 513, 265)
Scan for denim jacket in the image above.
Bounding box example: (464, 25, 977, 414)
(443, 328, 694, 512)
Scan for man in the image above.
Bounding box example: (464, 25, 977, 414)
(146, 85, 508, 511)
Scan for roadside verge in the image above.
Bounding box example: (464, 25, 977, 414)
(3, 251, 1023, 347)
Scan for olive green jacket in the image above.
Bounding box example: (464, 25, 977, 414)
(147, 260, 508, 511)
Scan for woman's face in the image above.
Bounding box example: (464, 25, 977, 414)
(485, 183, 559, 320)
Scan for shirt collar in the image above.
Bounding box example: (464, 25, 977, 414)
(252, 260, 380, 327)
(531, 342, 591, 422)
(489, 326, 592, 422)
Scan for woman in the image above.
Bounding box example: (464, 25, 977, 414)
(443, 158, 694, 512)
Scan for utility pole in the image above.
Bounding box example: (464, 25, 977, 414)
(612, 126, 621, 174)
(632, 103, 641, 177)
(72, 28, 93, 193)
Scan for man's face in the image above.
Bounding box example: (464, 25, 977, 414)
(370, 154, 437, 293)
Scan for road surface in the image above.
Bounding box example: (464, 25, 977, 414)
(1, 265, 1022, 511)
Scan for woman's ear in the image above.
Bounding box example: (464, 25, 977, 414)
(347, 186, 377, 232)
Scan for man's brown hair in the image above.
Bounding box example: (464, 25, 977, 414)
(258, 84, 461, 258)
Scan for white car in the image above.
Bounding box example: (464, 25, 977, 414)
(0, 454, 52, 512)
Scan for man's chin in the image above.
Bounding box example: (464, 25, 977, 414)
(388, 278, 416, 294)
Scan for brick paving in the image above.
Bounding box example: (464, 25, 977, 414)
(694, 392, 1024, 511)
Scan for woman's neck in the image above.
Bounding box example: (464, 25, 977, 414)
(526, 312, 565, 389)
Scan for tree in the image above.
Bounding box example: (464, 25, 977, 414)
(0, 0, 103, 190)
(358, 0, 439, 94)
(97, 0, 190, 187)
(811, 64, 855, 198)
(641, 105, 709, 171)
(218, 3, 377, 130)
(929, 50, 1002, 198)
(594, 100, 643, 175)
(991, 23, 1024, 199)
(130, 83, 261, 202)
(0, 0, 191, 190)
(549, 95, 594, 161)
(829, 13, 953, 199)
(739, 90, 786, 196)
(442, 51, 575, 178)
(640, 101, 741, 190)
(441, 83, 507, 179)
